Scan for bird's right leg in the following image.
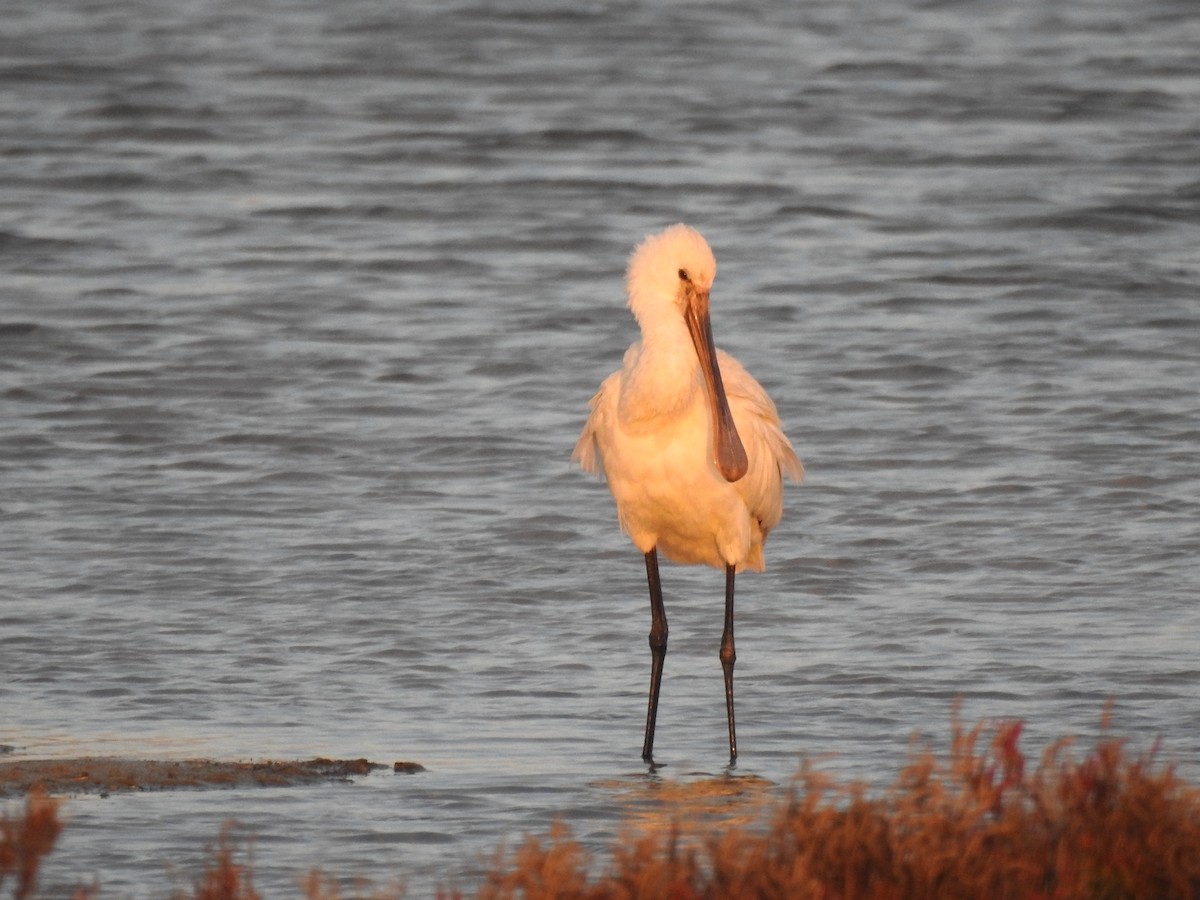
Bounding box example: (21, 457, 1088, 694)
(642, 547, 668, 763)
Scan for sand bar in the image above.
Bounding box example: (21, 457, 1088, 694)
(0, 757, 390, 798)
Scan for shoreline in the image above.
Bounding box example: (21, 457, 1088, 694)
(0, 756, 398, 798)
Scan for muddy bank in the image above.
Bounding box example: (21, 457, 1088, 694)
(0, 757, 400, 798)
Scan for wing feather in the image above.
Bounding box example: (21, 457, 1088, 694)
(571, 371, 620, 478)
(718, 350, 802, 540)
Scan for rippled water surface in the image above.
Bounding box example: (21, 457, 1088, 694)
(3, 0, 1199, 895)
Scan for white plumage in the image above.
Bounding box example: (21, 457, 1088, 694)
(572, 223, 802, 764)
(573, 224, 801, 571)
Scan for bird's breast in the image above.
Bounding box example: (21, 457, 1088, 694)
(601, 386, 753, 569)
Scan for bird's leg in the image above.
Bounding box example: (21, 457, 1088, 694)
(642, 547, 668, 763)
(721, 563, 737, 765)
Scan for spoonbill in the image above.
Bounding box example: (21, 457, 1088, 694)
(572, 223, 802, 765)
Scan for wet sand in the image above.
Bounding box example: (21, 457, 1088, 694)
(0, 757, 403, 798)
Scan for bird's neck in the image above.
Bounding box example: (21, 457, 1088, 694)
(619, 324, 702, 425)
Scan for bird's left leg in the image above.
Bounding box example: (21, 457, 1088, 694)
(642, 547, 668, 763)
(721, 563, 737, 765)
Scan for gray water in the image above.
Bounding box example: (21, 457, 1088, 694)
(3, 0, 1199, 895)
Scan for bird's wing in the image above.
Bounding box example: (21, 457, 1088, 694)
(571, 369, 621, 478)
(718, 350, 803, 536)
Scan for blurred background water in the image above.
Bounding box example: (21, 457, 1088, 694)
(2, 0, 1198, 895)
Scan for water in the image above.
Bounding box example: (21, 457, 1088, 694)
(2, 0, 1199, 894)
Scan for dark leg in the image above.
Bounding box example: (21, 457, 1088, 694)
(642, 547, 668, 763)
(721, 563, 737, 765)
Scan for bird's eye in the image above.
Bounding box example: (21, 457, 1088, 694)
(678, 269, 689, 281)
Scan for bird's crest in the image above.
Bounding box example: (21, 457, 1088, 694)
(626, 224, 717, 323)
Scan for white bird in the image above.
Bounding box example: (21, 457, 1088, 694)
(572, 223, 802, 766)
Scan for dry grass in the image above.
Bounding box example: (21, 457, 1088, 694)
(0, 787, 68, 900)
(5, 712, 1200, 898)
(182, 825, 261, 900)
(458, 712, 1200, 900)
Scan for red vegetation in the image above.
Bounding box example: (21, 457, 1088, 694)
(187, 825, 261, 900)
(463, 714, 1200, 900)
(4, 714, 1200, 898)
(0, 787, 65, 900)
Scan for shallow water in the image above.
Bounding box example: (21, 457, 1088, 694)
(2, 0, 1199, 895)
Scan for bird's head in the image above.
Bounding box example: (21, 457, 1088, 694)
(626, 223, 717, 325)
(624, 224, 747, 482)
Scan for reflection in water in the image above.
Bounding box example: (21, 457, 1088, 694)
(596, 772, 776, 839)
